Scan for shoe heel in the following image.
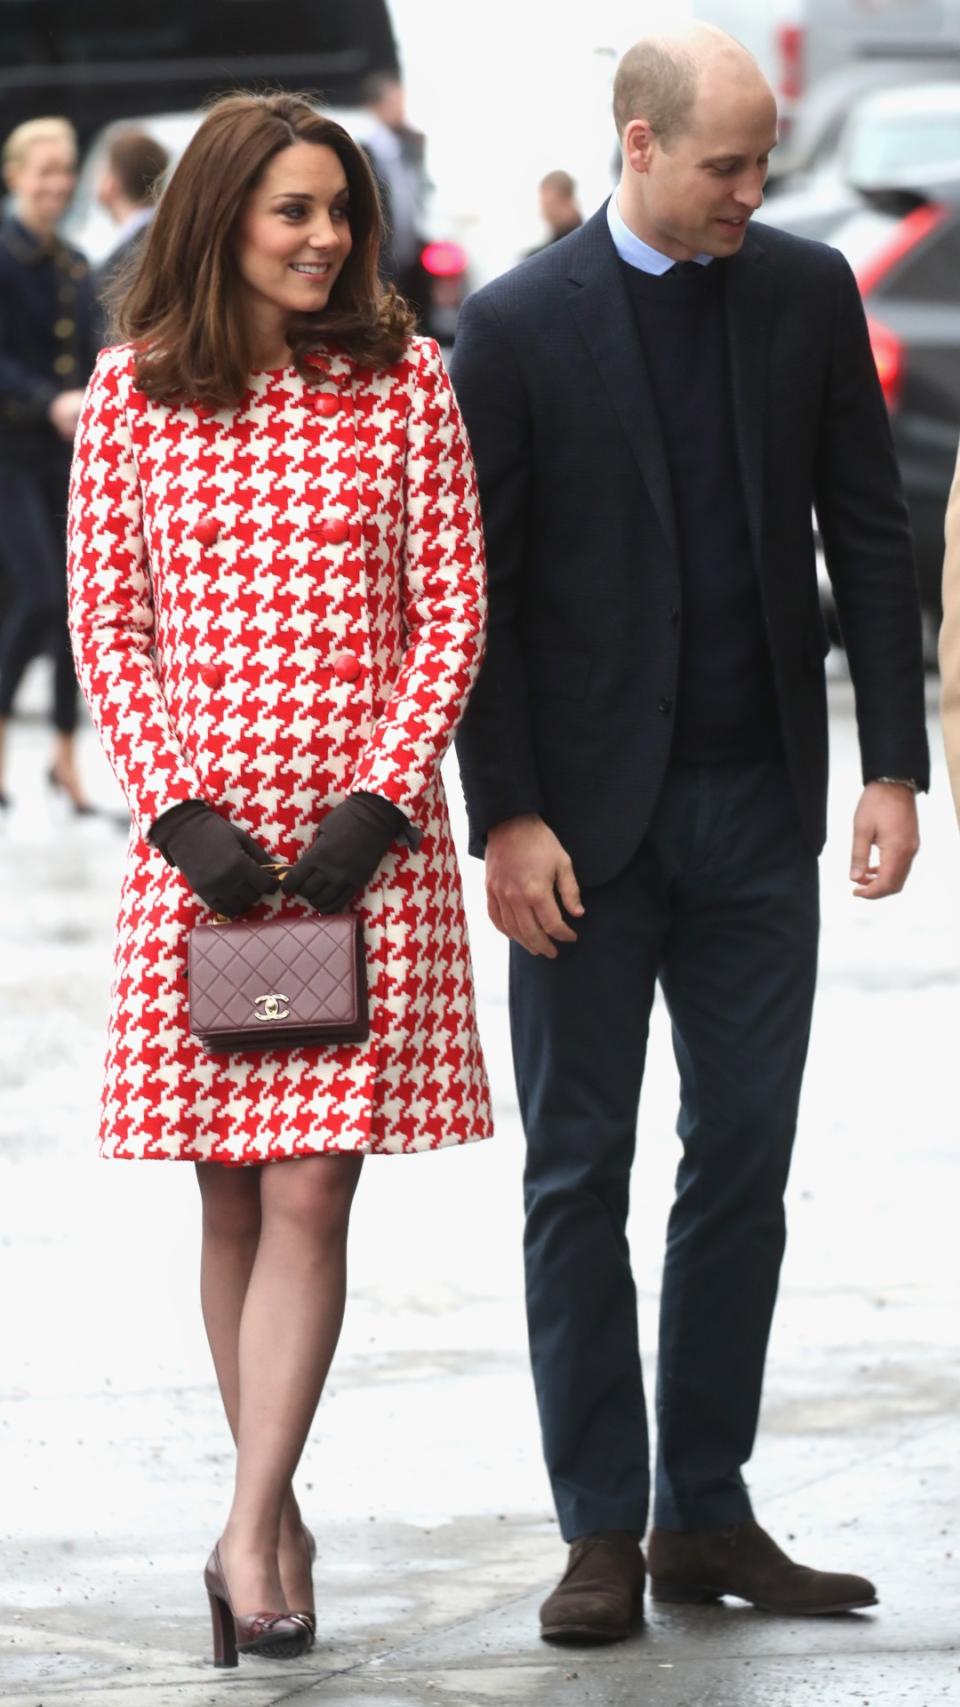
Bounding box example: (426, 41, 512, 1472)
(208, 1589, 238, 1668)
(650, 1576, 721, 1605)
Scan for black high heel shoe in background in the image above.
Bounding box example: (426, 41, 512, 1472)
(203, 1543, 312, 1668)
(47, 764, 98, 817)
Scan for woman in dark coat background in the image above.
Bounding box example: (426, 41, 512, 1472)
(0, 116, 100, 814)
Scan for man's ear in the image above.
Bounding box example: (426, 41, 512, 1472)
(96, 170, 117, 209)
(622, 118, 656, 176)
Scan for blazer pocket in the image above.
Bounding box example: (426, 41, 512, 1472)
(528, 646, 594, 702)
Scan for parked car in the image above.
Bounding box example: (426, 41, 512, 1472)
(844, 82, 960, 191)
(759, 178, 960, 648)
(768, 66, 960, 197)
(62, 108, 470, 345)
(801, 0, 960, 106)
(695, 0, 960, 150)
(762, 80, 960, 245)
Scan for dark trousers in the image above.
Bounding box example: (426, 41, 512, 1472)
(512, 759, 820, 1541)
(0, 454, 78, 734)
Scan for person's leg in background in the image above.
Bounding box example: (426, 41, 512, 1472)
(0, 457, 90, 810)
(0, 466, 53, 804)
(44, 454, 91, 811)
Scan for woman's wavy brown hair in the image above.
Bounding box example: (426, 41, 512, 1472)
(113, 91, 415, 407)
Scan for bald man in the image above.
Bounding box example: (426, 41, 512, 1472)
(452, 27, 927, 1640)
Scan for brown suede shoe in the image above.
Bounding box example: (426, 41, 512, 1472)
(539, 1530, 646, 1644)
(647, 1520, 877, 1615)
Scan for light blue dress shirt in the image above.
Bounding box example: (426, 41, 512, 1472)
(606, 194, 713, 273)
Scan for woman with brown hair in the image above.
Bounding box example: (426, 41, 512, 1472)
(67, 92, 491, 1666)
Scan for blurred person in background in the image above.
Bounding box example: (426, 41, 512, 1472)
(361, 73, 428, 321)
(939, 452, 960, 819)
(538, 169, 583, 245)
(94, 127, 169, 309)
(453, 24, 927, 1643)
(0, 117, 100, 816)
(67, 91, 490, 1667)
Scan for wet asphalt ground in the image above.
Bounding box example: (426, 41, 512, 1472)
(1, 670, 958, 1705)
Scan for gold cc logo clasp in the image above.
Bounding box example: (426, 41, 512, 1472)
(254, 992, 290, 1022)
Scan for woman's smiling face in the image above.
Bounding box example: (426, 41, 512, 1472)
(234, 141, 353, 331)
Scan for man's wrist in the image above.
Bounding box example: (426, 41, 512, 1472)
(488, 812, 542, 837)
(869, 776, 919, 793)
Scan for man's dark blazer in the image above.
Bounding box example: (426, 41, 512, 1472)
(450, 202, 930, 889)
(94, 222, 151, 321)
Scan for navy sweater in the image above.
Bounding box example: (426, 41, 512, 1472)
(620, 257, 782, 763)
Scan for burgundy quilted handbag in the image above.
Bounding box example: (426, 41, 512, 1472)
(188, 900, 368, 1054)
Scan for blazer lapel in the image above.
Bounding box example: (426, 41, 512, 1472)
(723, 234, 775, 575)
(565, 208, 678, 559)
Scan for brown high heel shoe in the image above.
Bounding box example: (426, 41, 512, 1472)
(203, 1542, 312, 1668)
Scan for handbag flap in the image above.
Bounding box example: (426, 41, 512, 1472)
(188, 914, 361, 1039)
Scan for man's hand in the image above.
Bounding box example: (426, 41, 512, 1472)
(849, 782, 920, 900)
(485, 813, 584, 957)
(48, 389, 84, 442)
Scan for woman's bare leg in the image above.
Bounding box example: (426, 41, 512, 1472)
(50, 729, 91, 810)
(196, 1163, 262, 1428)
(213, 1153, 363, 1612)
(195, 1162, 320, 1610)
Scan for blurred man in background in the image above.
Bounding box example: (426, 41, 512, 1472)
(94, 127, 168, 307)
(361, 73, 428, 320)
(538, 169, 583, 245)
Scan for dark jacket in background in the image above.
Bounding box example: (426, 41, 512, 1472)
(0, 216, 100, 464)
(94, 219, 152, 336)
(450, 204, 929, 888)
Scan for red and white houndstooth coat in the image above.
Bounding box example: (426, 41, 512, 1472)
(66, 336, 493, 1164)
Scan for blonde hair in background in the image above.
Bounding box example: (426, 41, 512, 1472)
(2, 116, 77, 171)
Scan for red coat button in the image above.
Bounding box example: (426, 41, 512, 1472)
(193, 517, 220, 546)
(199, 665, 225, 689)
(333, 651, 363, 683)
(321, 518, 350, 546)
(194, 403, 217, 420)
(314, 393, 341, 417)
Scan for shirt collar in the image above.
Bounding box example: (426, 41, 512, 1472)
(606, 193, 713, 274)
(111, 205, 154, 250)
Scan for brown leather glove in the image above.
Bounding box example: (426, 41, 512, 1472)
(149, 799, 279, 918)
(281, 793, 408, 913)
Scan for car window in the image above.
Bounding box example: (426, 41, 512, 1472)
(846, 109, 960, 184)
